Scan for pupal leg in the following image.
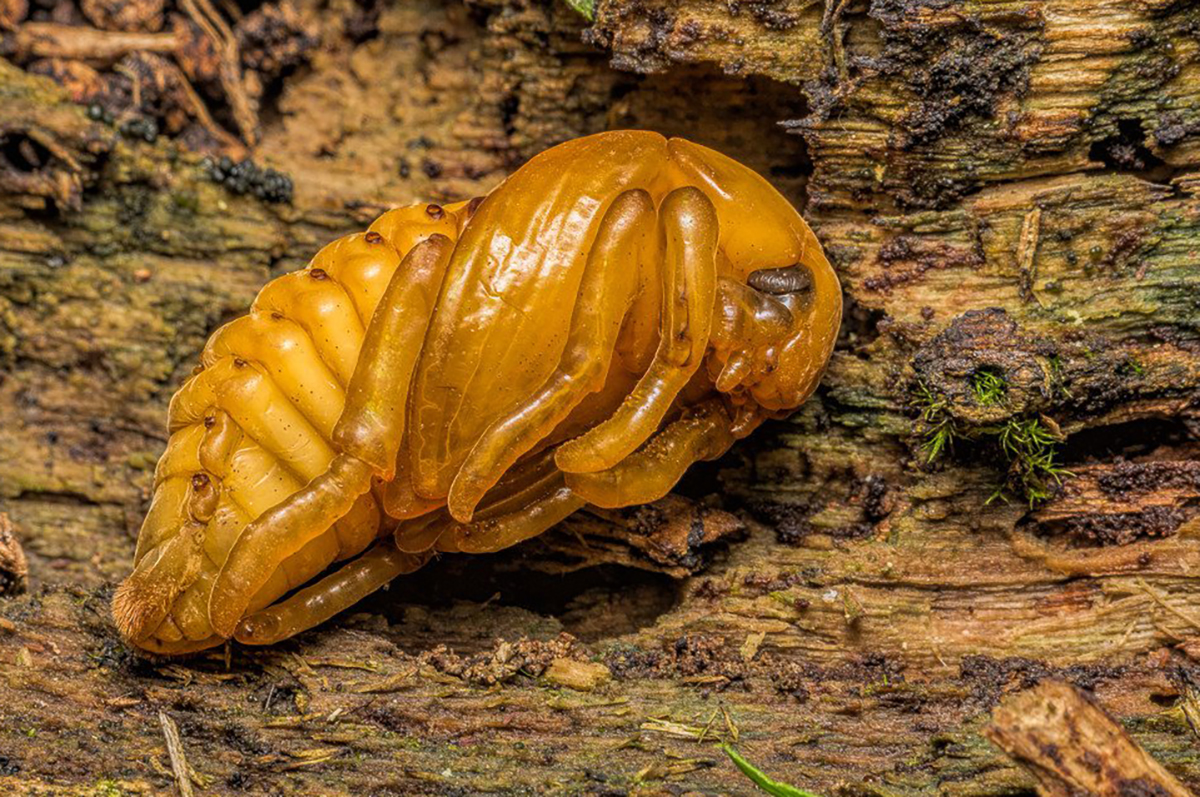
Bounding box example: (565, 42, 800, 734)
(235, 541, 429, 645)
(564, 400, 735, 508)
(446, 189, 653, 521)
(399, 448, 566, 554)
(208, 236, 454, 638)
(446, 475, 584, 554)
(333, 234, 454, 476)
(207, 454, 375, 637)
(555, 187, 719, 474)
(707, 276, 795, 395)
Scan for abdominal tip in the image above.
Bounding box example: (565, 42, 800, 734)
(111, 574, 160, 645)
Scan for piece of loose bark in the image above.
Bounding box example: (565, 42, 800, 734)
(0, 514, 28, 597)
(986, 680, 1194, 797)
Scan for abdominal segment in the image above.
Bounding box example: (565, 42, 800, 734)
(118, 209, 457, 652)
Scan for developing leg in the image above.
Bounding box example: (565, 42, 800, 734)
(447, 476, 584, 554)
(446, 190, 653, 521)
(555, 187, 719, 474)
(234, 540, 429, 645)
(207, 454, 375, 636)
(564, 400, 734, 508)
(208, 236, 454, 638)
(707, 276, 795, 394)
(396, 448, 566, 554)
(333, 234, 454, 475)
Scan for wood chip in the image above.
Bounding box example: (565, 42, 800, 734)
(158, 711, 195, 797)
(740, 631, 765, 663)
(986, 680, 1192, 797)
(543, 658, 611, 692)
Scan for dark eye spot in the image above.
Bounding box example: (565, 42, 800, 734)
(203, 416, 216, 429)
(748, 264, 813, 296)
(234, 357, 247, 368)
(192, 472, 210, 489)
(310, 268, 328, 280)
(426, 203, 445, 220)
(365, 231, 383, 244)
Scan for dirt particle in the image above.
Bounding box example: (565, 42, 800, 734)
(958, 654, 1122, 707)
(1098, 461, 1200, 499)
(1063, 506, 1194, 546)
(420, 633, 579, 686)
(747, 499, 813, 545)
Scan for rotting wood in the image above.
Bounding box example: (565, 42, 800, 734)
(0, 0, 1199, 793)
(987, 680, 1195, 797)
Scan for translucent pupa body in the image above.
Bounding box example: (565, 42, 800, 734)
(113, 131, 843, 654)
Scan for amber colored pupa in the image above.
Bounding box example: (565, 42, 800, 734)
(113, 131, 842, 654)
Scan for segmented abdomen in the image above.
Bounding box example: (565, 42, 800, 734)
(121, 202, 465, 651)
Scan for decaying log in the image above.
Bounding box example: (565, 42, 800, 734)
(1, 0, 1200, 793)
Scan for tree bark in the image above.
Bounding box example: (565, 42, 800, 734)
(2, 0, 1200, 794)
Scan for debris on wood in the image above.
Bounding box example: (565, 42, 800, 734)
(543, 658, 611, 692)
(0, 514, 27, 597)
(986, 681, 1193, 797)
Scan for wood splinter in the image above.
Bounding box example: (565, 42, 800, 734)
(158, 710, 196, 797)
(986, 680, 1194, 797)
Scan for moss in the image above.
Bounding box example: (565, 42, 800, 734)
(171, 190, 201, 214)
(1047, 355, 1073, 400)
(970, 368, 1008, 407)
(562, 0, 594, 20)
(982, 418, 1073, 508)
(912, 382, 1070, 507)
(93, 780, 127, 797)
(1118, 357, 1145, 377)
(912, 381, 956, 464)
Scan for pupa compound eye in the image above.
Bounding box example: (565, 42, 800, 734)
(112, 131, 841, 654)
(748, 264, 813, 296)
